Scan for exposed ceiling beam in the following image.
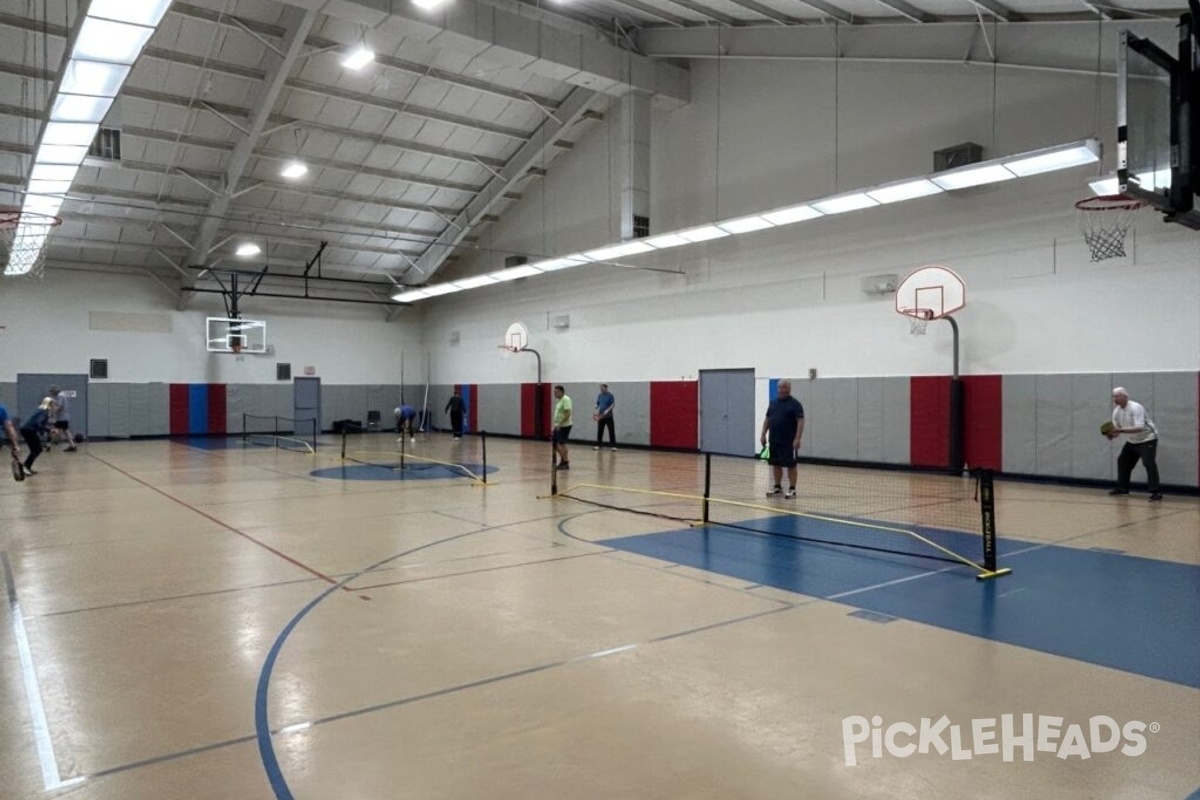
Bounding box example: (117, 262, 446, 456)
(410, 88, 598, 284)
(583, 0, 692, 27)
(870, 0, 936, 23)
(967, 0, 1017, 22)
(657, 0, 738, 25)
(187, 6, 318, 270)
(269, 0, 690, 106)
(792, 0, 855, 23)
(719, 0, 801, 25)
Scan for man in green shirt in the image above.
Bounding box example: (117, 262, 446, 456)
(552, 385, 573, 470)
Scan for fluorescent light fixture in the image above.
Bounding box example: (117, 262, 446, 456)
(421, 283, 462, 297)
(236, 243, 261, 257)
(393, 289, 431, 302)
(280, 161, 308, 179)
(59, 60, 129, 97)
(73, 17, 156, 65)
(811, 192, 879, 215)
(42, 122, 98, 147)
(51, 94, 112, 123)
(23, 195, 64, 216)
(87, 0, 174, 26)
(27, 180, 72, 196)
(718, 215, 774, 234)
(453, 274, 499, 289)
(530, 256, 588, 272)
(644, 233, 691, 249)
(35, 144, 89, 165)
(341, 46, 375, 70)
(931, 163, 1016, 190)
(867, 179, 943, 204)
(1004, 139, 1100, 177)
(490, 264, 543, 281)
(677, 225, 730, 243)
(583, 241, 654, 260)
(1089, 175, 1119, 196)
(761, 204, 823, 225)
(30, 164, 78, 182)
(413, 0, 449, 8)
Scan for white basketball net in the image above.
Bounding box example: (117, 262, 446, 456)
(905, 309, 935, 336)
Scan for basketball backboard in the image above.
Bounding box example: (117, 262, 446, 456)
(206, 317, 267, 354)
(1117, 9, 1200, 229)
(895, 266, 966, 320)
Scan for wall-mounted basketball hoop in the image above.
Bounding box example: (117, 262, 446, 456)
(500, 321, 544, 440)
(896, 265, 968, 472)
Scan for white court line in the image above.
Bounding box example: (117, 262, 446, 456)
(825, 566, 958, 601)
(11, 602, 84, 791)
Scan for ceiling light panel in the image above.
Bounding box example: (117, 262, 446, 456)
(73, 17, 156, 65)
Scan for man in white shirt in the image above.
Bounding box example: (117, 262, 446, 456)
(1106, 387, 1162, 501)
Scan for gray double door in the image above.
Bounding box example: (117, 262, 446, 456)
(699, 368, 756, 456)
(16, 373, 88, 434)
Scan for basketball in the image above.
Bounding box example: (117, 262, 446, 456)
(1100, 421, 1115, 436)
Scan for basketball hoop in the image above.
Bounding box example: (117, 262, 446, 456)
(1075, 194, 1144, 262)
(0, 209, 63, 277)
(902, 308, 935, 335)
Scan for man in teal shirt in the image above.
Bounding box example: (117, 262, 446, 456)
(552, 385, 573, 470)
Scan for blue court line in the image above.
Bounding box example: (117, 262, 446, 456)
(256, 527, 493, 800)
(601, 523, 1200, 689)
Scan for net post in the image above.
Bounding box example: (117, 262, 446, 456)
(400, 426, 407, 471)
(340, 427, 346, 460)
(702, 452, 712, 524)
(976, 468, 1012, 580)
(481, 431, 487, 484)
(242, 413, 247, 442)
(550, 436, 558, 495)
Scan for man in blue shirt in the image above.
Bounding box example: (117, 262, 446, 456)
(0, 404, 22, 466)
(759, 380, 805, 499)
(593, 383, 616, 451)
(395, 403, 417, 442)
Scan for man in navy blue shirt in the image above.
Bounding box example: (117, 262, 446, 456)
(759, 380, 805, 499)
(593, 383, 616, 451)
(395, 403, 417, 442)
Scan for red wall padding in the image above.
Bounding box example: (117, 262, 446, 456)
(520, 383, 553, 438)
(467, 383, 478, 432)
(169, 383, 190, 436)
(207, 384, 227, 435)
(910, 376, 950, 467)
(962, 375, 1002, 471)
(649, 381, 698, 449)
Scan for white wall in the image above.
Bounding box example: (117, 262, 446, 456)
(427, 56, 1200, 384)
(0, 270, 422, 384)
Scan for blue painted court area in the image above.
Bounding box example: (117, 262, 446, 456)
(602, 522, 1200, 689)
(310, 462, 495, 481)
(180, 436, 244, 450)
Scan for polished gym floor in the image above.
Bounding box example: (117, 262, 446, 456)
(1, 435, 1197, 800)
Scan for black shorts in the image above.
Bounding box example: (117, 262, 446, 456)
(54, 420, 70, 430)
(768, 443, 796, 468)
(553, 425, 572, 444)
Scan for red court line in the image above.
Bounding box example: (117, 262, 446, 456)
(87, 450, 344, 590)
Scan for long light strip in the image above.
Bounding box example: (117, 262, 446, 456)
(391, 137, 1096, 303)
(8, 0, 170, 275)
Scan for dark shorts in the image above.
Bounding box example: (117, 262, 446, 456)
(54, 420, 70, 430)
(553, 425, 572, 444)
(768, 443, 796, 468)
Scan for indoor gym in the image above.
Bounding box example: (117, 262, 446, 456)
(0, 1, 1198, 799)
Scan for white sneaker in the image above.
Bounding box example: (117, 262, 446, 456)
(593, 446, 600, 451)
(611, 447, 617, 451)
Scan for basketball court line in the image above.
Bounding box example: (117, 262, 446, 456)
(2, 552, 83, 792)
(86, 452, 348, 591)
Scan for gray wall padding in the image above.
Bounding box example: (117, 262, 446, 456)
(1034, 376, 1073, 478)
(795, 379, 832, 459)
(857, 378, 885, 462)
(608, 381, 650, 447)
(477, 383, 520, 436)
(881, 377, 911, 465)
(148, 384, 168, 435)
(88, 383, 111, 437)
(1150, 372, 1198, 487)
(109, 384, 131, 438)
(1002, 374, 1038, 475)
(1070, 374, 1115, 481)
